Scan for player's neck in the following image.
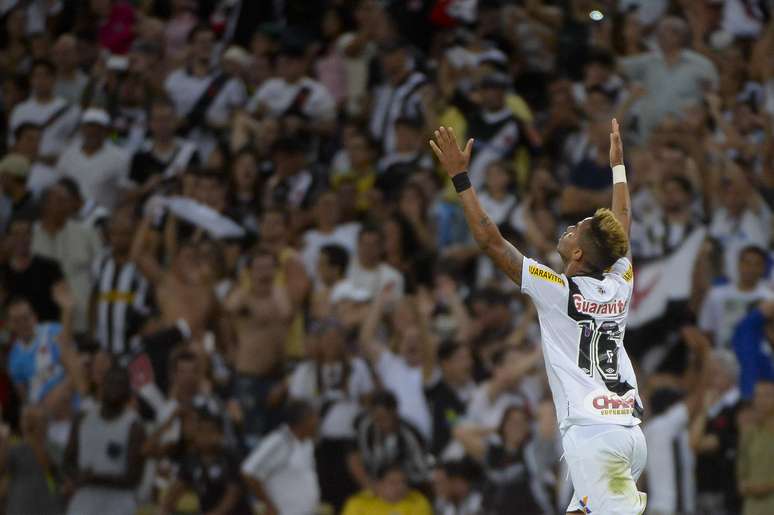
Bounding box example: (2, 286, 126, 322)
(564, 261, 597, 278)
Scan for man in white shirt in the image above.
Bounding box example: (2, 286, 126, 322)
(620, 16, 718, 142)
(463, 347, 538, 430)
(300, 190, 360, 278)
(242, 400, 320, 515)
(12, 123, 58, 197)
(247, 41, 336, 136)
(699, 245, 774, 348)
(369, 38, 431, 154)
(430, 121, 646, 514)
(164, 25, 246, 160)
(56, 108, 129, 211)
(630, 176, 700, 260)
(357, 284, 432, 441)
(52, 34, 88, 106)
(709, 167, 771, 282)
(32, 182, 103, 331)
(8, 59, 80, 161)
(346, 225, 404, 300)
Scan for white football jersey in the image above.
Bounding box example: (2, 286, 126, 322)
(520, 256, 643, 433)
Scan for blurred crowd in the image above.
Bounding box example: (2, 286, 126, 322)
(0, 0, 774, 514)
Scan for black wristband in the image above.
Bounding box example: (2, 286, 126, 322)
(452, 172, 471, 193)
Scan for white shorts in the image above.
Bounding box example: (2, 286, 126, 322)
(563, 424, 648, 514)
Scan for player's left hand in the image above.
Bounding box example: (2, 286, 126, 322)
(609, 118, 624, 167)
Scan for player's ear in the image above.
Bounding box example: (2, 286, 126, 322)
(572, 246, 583, 263)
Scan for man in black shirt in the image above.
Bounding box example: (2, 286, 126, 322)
(0, 217, 63, 322)
(425, 341, 474, 456)
(128, 98, 199, 202)
(160, 402, 249, 515)
(0, 154, 38, 232)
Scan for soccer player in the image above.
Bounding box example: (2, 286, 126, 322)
(430, 120, 647, 515)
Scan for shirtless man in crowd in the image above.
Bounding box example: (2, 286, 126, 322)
(131, 214, 218, 343)
(224, 247, 292, 446)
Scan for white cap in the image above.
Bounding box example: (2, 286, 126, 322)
(81, 108, 110, 126)
(223, 45, 251, 67)
(106, 54, 129, 71)
(330, 281, 372, 304)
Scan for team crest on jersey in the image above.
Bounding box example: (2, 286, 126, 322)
(622, 265, 633, 282)
(584, 389, 636, 417)
(528, 265, 565, 286)
(572, 294, 626, 316)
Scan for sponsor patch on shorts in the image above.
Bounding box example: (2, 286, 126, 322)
(584, 389, 636, 417)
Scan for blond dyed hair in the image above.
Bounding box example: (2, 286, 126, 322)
(585, 208, 629, 270)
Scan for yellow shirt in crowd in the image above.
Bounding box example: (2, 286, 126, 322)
(341, 490, 433, 515)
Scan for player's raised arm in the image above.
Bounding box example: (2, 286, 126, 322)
(609, 118, 632, 240)
(430, 127, 524, 286)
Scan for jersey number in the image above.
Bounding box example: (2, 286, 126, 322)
(577, 320, 621, 382)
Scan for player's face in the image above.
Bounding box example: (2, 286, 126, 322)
(557, 218, 588, 263)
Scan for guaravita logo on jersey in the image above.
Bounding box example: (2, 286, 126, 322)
(528, 264, 565, 286)
(572, 294, 626, 316)
(584, 388, 636, 417)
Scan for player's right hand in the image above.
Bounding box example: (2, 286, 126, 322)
(430, 126, 474, 177)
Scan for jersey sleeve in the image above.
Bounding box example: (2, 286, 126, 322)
(520, 257, 569, 310)
(609, 257, 633, 283)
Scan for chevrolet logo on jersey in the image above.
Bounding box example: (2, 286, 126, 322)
(528, 265, 565, 286)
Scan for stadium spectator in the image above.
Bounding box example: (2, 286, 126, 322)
(159, 401, 249, 515)
(455, 405, 555, 515)
(425, 340, 474, 456)
(241, 399, 320, 515)
(289, 318, 375, 509)
(32, 182, 103, 331)
(737, 379, 774, 515)
(8, 59, 80, 161)
(700, 245, 774, 348)
(0, 216, 63, 322)
(224, 247, 292, 446)
(691, 348, 743, 515)
(0, 154, 36, 231)
(733, 300, 774, 399)
(342, 463, 433, 515)
(0, 406, 62, 515)
(432, 459, 483, 515)
(351, 390, 431, 487)
(619, 16, 719, 141)
(63, 365, 145, 515)
(7, 283, 73, 406)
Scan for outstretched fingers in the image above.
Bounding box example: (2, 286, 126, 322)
(438, 126, 453, 149)
(429, 138, 443, 160)
(463, 138, 474, 159)
(447, 126, 459, 150)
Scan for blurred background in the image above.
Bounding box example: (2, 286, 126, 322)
(0, 0, 773, 514)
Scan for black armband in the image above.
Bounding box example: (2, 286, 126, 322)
(452, 172, 471, 193)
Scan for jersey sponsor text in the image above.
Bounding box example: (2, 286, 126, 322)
(528, 264, 565, 286)
(573, 294, 627, 316)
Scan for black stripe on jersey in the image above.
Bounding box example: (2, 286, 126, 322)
(567, 279, 593, 322)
